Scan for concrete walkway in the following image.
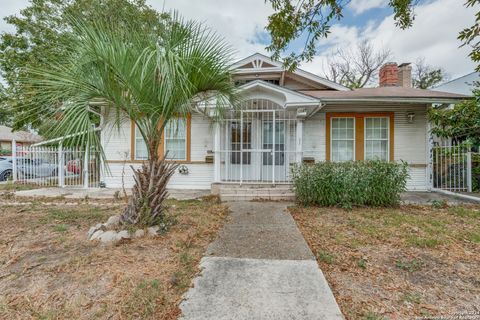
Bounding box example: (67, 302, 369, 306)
(180, 202, 343, 320)
(11, 187, 210, 200)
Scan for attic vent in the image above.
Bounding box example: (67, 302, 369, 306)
(252, 58, 264, 69)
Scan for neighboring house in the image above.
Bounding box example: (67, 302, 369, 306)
(435, 72, 479, 96)
(0, 125, 42, 153)
(100, 53, 468, 191)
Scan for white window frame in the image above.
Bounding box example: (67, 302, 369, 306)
(164, 118, 187, 161)
(134, 125, 148, 160)
(330, 117, 356, 162)
(364, 116, 390, 161)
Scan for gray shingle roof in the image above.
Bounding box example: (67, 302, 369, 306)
(300, 86, 470, 100)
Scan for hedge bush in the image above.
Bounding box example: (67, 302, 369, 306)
(291, 160, 409, 208)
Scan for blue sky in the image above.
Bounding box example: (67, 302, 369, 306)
(0, 0, 478, 82)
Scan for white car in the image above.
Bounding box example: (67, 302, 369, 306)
(0, 156, 59, 181)
(0, 156, 13, 181)
(17, 158, 58, 179)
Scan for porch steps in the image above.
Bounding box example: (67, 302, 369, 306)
(212, 183, 295, 202)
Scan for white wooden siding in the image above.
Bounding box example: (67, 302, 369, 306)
(101, 112, 214, 189)
(190, 114, 213, 161)
(304, 104, 429, 190)
(101, 105, 430, 191)
(101, 114, 131, 161)
(103, 163, 213, 189)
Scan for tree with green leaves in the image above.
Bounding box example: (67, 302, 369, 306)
(428, 88, 480, 145)
(21, 13, 236, 226)
(412, 58, 447, 89)
(458, 0, 480, 71)
(0, 0, 165, 132)
(0, 85, 13, 126)
(266, 0, 479, 70)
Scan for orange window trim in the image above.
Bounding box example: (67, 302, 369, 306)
(130, 114, 192, 163)
(326, 112, 394, 161)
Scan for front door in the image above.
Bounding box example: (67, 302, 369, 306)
(261, 119, 286, 183)
(225, 110, 287, 184)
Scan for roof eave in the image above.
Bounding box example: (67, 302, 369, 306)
(319, 97, 469, 104)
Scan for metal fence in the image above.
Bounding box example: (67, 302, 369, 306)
(432, 143, 473, 192)
(12, 143, 100, 188)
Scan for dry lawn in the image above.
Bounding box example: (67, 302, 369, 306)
(0, 196, 228, 319)
(289, 205, 480, 320)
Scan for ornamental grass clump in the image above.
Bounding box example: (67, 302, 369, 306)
(292, 160, 409, 208)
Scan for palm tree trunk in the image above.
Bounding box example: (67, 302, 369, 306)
(121, 142, 178, 226)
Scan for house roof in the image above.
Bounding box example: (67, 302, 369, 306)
(300, 86, 470, 104)
(434, 72, 479, 96)
(237, 80, 321, 107)
(0, 125, 43, 143)
(231, 53, 350, 92)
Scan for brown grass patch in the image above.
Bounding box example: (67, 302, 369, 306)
(289, 205, 480, 320)
(0, 196, 228, 319)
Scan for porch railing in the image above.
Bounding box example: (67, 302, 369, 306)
(432, 143, 474, 193)
(216, 150, 323, 184)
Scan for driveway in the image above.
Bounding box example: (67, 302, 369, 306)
(179, 202, 343, 320)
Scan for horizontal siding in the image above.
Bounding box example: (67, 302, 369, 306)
(101, 112, 214, 189)
(102, 113, 213, 162)
(102, 117, 131, 161)
(305, 104, 429, 190)
(303, 113, 325, 160)
(101, 105, 430, 191)
(104, 162, 213, 189)
(190, 114, 213, 161)
(407, 167, 428, 191)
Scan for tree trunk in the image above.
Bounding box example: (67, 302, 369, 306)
(120, 155, 178, 226)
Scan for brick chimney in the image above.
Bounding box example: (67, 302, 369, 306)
(379, 62, 398, 87)
(397, 63, 412, 88)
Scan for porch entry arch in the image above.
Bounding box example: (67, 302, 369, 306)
(219, 98, 298, 184)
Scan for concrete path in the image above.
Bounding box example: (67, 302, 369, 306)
(180, 202, 343, 320)
(11, 187, 210, 200)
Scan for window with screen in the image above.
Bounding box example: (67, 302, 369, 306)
(134, 126, 148, 160)
(364, 117, 389, 161)
(331, 117, 355, 162)
(164, 118, 187, 160)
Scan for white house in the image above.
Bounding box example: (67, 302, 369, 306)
(100, 54, 468, 192)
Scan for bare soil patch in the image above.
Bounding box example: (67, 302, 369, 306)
(289, 205, 480, 320)
(0, 196, 228, 319)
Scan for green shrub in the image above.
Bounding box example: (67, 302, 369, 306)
(291, 160, 409, 208)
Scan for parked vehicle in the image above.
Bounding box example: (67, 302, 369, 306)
(17, 158, 58, 179)
(66, 158, 97, 175)
(67, 159, 81, 174)
(0, 156, 13, 181)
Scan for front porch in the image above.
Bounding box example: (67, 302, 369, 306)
(212, 97, 315, 185)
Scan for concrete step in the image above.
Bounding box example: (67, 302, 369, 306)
(219, 188, 293, 196)
(213, 183, 295, 201)
(212, 183, 292, 194)
(220, 194, 295, 202)
(214, 184, 292, 189)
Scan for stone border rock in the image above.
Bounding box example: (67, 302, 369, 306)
(87, 215, 161, 244)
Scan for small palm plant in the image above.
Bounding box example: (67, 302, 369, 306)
(21, 13, 236, 226)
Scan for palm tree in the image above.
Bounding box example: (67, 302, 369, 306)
(21, 13, 236, 226)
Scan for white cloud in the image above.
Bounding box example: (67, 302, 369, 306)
(0, 0, 30, 33)
(306, 0, 478, 80)
(348, 0, 388, 15)
(0, 0, 477, 82)
(147, 0, 273, 59)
